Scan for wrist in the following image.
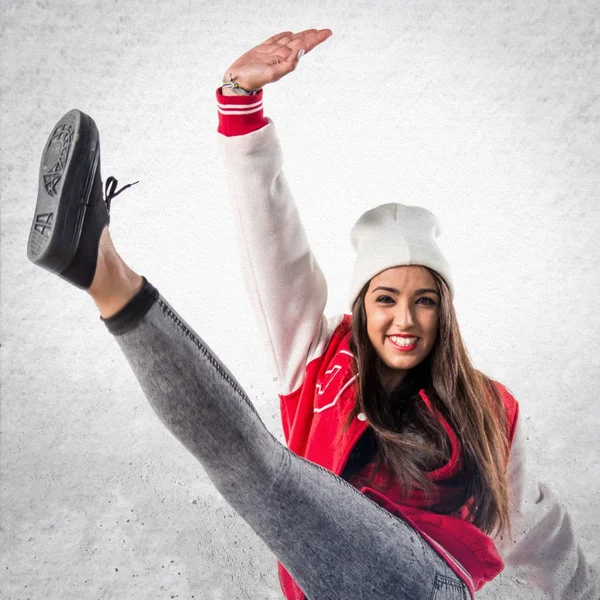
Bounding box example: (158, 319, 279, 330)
(222, 72, 260, 96)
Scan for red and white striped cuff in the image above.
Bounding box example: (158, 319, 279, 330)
(216, 86, 268, 137)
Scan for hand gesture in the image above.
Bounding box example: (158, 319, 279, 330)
(223, 28, 333, 91)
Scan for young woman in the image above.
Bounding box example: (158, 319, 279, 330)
(27, 28, 597, 600)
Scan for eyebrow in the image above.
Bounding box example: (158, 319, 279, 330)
(371, 286, 440, 297)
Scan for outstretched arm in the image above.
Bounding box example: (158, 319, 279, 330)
(217, 29, 336, 397)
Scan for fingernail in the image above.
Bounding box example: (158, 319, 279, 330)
(297, 49, 305, 60)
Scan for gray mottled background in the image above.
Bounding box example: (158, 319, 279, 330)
(1, 0, 599, 598)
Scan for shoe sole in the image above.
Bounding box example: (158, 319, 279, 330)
(27, 109, 100, 274)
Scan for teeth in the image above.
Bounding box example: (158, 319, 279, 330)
(390, 336, 418, 346)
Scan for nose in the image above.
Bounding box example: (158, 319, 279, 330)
(393, 301, 415, 329)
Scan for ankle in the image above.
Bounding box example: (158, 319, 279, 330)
(88, 245, 143, 319)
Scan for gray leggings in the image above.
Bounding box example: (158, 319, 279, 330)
(102, 278, 470, 600)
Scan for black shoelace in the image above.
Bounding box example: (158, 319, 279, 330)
(105, 176, 139, 214)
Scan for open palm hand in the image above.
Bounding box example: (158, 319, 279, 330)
(224, 28, 333, 91)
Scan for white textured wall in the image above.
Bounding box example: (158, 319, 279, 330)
(1, 1, 599, 598)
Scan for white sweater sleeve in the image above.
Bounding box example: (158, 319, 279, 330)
(494, 415, 599, 599)
(217, 118, 329, 396)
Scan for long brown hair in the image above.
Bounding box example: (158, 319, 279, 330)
(338, 268, 512, 540)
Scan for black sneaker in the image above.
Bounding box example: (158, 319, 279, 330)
(27, 109, 138, 289)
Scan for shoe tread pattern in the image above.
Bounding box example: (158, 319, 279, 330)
(43, 121, 74, 196)
(27, 109, 98, 271)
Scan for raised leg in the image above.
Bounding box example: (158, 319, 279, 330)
(28, 109, 466, 600)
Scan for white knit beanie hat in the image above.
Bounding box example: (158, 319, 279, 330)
(348, 203, 454, 311)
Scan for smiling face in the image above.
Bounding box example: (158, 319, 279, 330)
(364, 265, 440, 393)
